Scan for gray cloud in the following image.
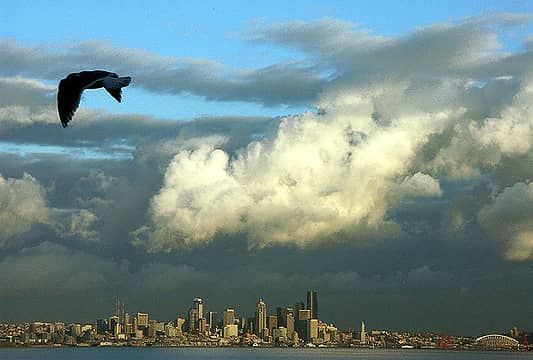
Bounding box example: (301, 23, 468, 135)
(0, 40, 324, 107)
(251, 13, 533, 85)
(479, 182, 533, 261)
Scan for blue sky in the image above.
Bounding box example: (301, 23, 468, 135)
(3, 0, 532, 119)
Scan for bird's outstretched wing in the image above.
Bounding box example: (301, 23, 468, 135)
(57, 77, 83, 128)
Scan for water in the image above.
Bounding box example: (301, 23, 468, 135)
(0, 348, 532, 360)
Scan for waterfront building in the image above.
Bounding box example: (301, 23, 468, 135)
(223, 324, 238, 338)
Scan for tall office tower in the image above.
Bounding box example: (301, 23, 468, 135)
(109, 315, 120, 335)
(125, 322, 132, 337)
(286, 309, 295, 340)
(296, 309, 310, 341)
(96, 319, 108, 335)
(360, 321, 366, 344)
(246, 317, 255, 334)
(223, 308, 235, 327)
(267, 315, 278, 332)
(188, 307, 198, 332)
(255, 298, 267, 337)
(193, 297, 204, 319)
(207, 312, 217, 332)
(198, 318, 207, 334)
(136, 313, 149, 328)
(132, 317, 138, 333)
(307, 291, 318, 319)
(123, 313, 130, 333)
(277, 307, 288, 327)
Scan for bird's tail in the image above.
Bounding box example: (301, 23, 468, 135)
(117, 76, 132, 87)
(104, 76, 132, 102)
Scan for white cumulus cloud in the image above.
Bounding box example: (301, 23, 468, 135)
(0, 173, 50, 246)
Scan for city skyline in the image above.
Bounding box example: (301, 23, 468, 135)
(1, 1, 532, 336)
(1, 291, 530, 350)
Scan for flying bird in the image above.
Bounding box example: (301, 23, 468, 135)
(57, 70, 132, 127)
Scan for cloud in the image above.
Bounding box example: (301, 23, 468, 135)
(0, 173, 50, 247)
(0, 77, 57, 125)
(131, 15, 533, 254)
(478, 182, 533, 261)
(66, 209, 99, 242)
(426, 80, 533, 178)
(251, 13, 533, 84)
(2, 14, 532, 262)
(0, 39, 324, 107)
(0, 241, 205, 298)
(396, 172, 442, 198)
(137, 101, 453, 251)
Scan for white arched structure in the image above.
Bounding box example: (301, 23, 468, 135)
(476, 334, 519, 349)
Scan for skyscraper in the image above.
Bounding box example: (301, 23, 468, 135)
(223, 308, 235, 327)
(188, 307, 198, 332)
(96, 319, 108, 335)
(123, 313, 130, 328)
(286, 309, 295, 340)
(207, 311, 217, 332)
(188, 297, 204, 332)
(255, 298, 266, 337)
(360, 321, 366, 344)
(307, 290, 318, 319)
(193, 297, 204, 319)
(296, 309, 310, 340)
(124, 313, 131, 336)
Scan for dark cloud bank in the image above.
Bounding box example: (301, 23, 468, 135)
(0, 13, 532, 334)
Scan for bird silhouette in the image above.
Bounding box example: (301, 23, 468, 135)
(57, 70, 131, 127)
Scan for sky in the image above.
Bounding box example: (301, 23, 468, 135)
(0, 1, 532, 335)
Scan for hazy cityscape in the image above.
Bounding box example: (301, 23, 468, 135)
(0, 291, 530, 352)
